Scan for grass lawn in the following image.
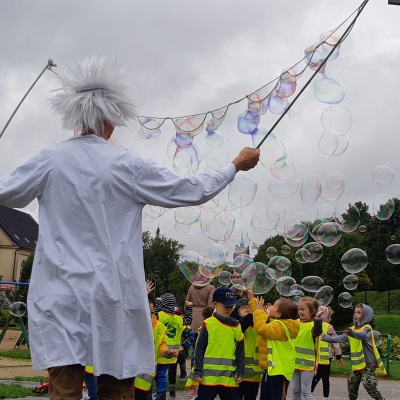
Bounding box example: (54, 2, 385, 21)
(0, 383, 39, 399)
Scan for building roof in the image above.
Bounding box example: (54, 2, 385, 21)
(0, 206, 38, 250)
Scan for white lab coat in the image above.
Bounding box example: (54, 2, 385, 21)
(0, 134, 235, 379)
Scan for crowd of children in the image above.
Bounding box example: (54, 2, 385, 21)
(135, 279, 389, 400)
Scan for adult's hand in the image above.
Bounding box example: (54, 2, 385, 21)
(232, 147, 260, 172)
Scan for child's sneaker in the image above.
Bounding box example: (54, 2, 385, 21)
(179, 371, 187, 382)
(187, 387, 197, 397)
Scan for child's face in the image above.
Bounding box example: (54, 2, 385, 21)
(268, 300, 282, 318)
(237, 304, 251, 317)
(214, 302, 235, 318)
(354, 306, 363, 322)
(298, 301, 312, 320)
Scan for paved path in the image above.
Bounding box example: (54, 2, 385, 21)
(1, 376, 399, 399)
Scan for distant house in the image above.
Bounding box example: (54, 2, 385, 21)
(0, 206, 38, 282)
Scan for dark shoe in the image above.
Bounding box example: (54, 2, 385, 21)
(179, 371, 187, 382)
(155, 392, 166, 400)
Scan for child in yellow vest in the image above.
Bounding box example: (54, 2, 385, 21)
(322, 303, 386, 400)
(311, 306, 344, 400)
(231, 297, 263, 400)
(193, 287, 244, 400)
(157, 292, 184, 400)
(186, 306, 214, 399)
(247, 289, 300, 400)
(292, 297, 324, 400)
(134, 293, 177, 400)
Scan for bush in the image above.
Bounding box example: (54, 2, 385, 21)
(391, 336, 400, 361)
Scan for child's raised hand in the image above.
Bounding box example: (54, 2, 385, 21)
(255, 296, 264, 310)
(264, 303, 272, 314)
(316, 306, 327, 319)
(246, 288, 254, 300)
(146, 279, 155, 294)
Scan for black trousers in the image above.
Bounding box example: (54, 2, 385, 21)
(197, 384, 241, 400)
(239, 380, 260, 400)
(311, 362, 331, 398)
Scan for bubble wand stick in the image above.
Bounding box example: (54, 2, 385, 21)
(255, 0, 369, 149)
(0, 59, 57, 140)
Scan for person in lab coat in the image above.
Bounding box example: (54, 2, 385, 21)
(0, 56, 260, 400)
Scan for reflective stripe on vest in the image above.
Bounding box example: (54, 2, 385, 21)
(85, 365, 94, 374)
(134, 372, 155, 391)
(318, 322, 331, 365)
(348, 324, 386, 375)
(201, 316, 243, 387)
(267, 320, 296, 381)
(293, 321, 317, 371)
(243, 326, 263, 382)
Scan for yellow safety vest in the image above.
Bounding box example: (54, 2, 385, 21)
(243, 326, 263, 382)
(201, 316, 244, 387)
(85, 365, 94, 374)
(348, 324, 386, 375)
(293, 321, 318, 371)
(135, 320, 166, 391)
(317, 322, 331, 365)
(157, 311, 183, 364)
(267, 320, 296, 381)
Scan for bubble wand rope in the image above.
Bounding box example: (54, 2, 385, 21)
(255, 0, 369, 149)
(0, 59, 57, 141)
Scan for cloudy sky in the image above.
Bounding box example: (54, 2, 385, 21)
(0, 0, 399, 259)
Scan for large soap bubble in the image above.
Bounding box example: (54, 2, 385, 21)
(314, 286, 334, 306)
(341, 248, 368, 274)
(300, 175, 321, 207)
(317, 222, 342, 247)
(343, 274, 359, 290)
(318, 131, 349, 157)
(237, 109, 260, 134)
(302, 242, 324, 263)
(334, 201, 360, 233)
(231, 254, 254, 275)
(268, 256, 291, 272)
(178, 251, 211, 286)
(251, 208, 279, 232)
(301, 276, 325, 293)
(228, 172, 258, 208)
(314, 76, 345, 104)
(268, 176, 299, 198)
(218, 271, 232, 286)
(10, 301, 27, 317)
(174, 207, 202, 236)
(366, 330, 383, 346)
(372, 165, 394, 185)
(321, 105, 352, 136)
(266, 247, 278, 259)
(338, 292, 353, 308)
(320, 171, 345, 202)
(276, 276, 297, 296)
(281, 245, 291, 255)
(373, 194, 395, 221)
(385, 244, 400, 264)
(241, 262, 275, 294)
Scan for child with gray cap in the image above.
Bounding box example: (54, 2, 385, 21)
(193, 286, 244, 400)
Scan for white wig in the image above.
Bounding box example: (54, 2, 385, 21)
(50, 56, 138, 135)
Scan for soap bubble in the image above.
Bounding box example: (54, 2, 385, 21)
(321, 105, 352, 136)
(314, 286, 334, 306)
(231, 254, 254, 275)
(268, 176, 299, 198)
(201, 244, 228, 267)
(205, 148, 229, 172)
(317, 222, 342, 247)
(268, 256, 291, 271)
(281, 245, 291, 255)
(143, 205, 167, 222)
(372, 165, 394, 185)
(270, 160, 296, 180)
(301, 276, 325, 293)
(237, 109, 260, 134)
(385, 244, 400, 264)
(172, 145, 201, 175)
(269, 94, 289, 115)
(230, 284, 247, 296)
(205, 130, 224, 147)
(334, 201, 360, 233)
(203, 210, 235, 243)
(199, 263, 224, 280)
(276, 276, 297, 296)
(259, 133, 287, 169)
(218, 271, 232, 286)
(284, 234, 309, 248)
(241, 262, 275, 294)
(266, 247, 278, 259)
(366, 330, 382, 346)
(251, 208, 279, 232)
(300, 175, 322, 207)
(343, 274, 359, 290)
(138, 117, 162, 139)
(318, 131, 349, 157)
(338, 292, 353, 308)
(174, 207, 202, 236)
(314, 77, 345, 104)
(373, 194, 395, 221)
(295, 248, 310, 264)
(341, 248, 368, 274)
(302, 242, 324, 263)
(10, 301, 27, 317)
(228, 172, 258, 208)
(178, 251, 211, 286)
(359, 225, 367, 233)
(320, 171, 345, 202)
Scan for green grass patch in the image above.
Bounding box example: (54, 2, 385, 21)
(0, 376, 47, 382)
(0, 383, 38, 399)
(330, 357, 400, 380)
(353, 290, 400, 315)
(0, 349, 31, 359)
